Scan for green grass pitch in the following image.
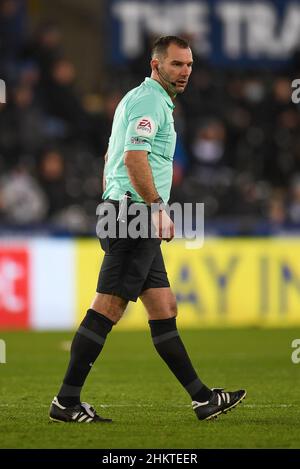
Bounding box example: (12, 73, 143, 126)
(0, 328, 299, 449)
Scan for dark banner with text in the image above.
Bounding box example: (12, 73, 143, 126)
(107, 0, 300, 67)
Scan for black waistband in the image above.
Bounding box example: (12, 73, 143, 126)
(103, 198, 147, 205)
(102, 198, 119, 205)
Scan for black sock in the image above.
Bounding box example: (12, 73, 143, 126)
(57, 309, 114, 407)
(149, 317, 212, 402)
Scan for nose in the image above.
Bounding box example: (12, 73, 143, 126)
(182, 64, 191, 76)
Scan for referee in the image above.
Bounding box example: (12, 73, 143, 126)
(50, 36, 246, 423)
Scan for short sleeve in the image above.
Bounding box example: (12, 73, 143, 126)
(124, 96, 163, 153)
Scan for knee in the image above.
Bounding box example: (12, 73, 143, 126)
(148, 298, 178, 320)
(90, 293, 127, 324)
(97, 302, 126, 324)
(169, 299, 178, 318)
(102, 308, 124, 324)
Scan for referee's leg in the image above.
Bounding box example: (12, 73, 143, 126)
(91, 292, 128, 323)
(55, 293, 128, 408)
(140, 287, 213, 403)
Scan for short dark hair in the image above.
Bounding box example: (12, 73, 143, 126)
(151, 36, 190, 59)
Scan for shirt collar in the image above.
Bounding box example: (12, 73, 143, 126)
(144, 77, 175, 110)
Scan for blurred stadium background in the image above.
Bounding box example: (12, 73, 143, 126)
(1, 0, 300, 330)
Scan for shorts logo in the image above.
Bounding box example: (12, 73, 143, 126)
(135, 116, 155, 137)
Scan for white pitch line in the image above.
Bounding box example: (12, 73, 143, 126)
(99, 404, 295, 409)
(243, 404, 294, 408)
(0, 404, 296, 409)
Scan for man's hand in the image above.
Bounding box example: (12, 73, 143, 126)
(152, 209, 174, 242)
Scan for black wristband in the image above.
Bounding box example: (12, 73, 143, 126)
(153, 197, 164, 205)
(151, 197, 165, 212)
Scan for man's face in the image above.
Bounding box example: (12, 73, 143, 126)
(155, 44, 193, 95)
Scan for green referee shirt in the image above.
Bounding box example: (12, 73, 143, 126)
(103, 77, 176, 204)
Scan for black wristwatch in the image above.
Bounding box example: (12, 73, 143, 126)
(151, 196, 166, 213)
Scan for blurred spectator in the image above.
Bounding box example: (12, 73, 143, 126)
(191, 119, 226, 168)
(38, 148, 68, 218)
(41, 58, 88, 140)
(93, 90, 122, 154)
(267, 189, 287, 226)
(189, 120, 232, 204)
(22, 21, 63, 84)
(288, 175, 300, 224)
(0, 165, 47, 224)
(0, 83, 46, 166)
(0, 0, 26, 81)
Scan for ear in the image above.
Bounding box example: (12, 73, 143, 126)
(151, 58, 159, 72)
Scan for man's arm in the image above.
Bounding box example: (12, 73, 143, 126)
(102, 150, 108, 193)
(124, 150, 174, 241)
(124, 150, 160, 205)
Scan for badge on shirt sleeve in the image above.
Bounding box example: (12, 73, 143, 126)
(135, 116, 156, 137)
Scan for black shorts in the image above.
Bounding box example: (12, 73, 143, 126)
(96, 200, 170, 302)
